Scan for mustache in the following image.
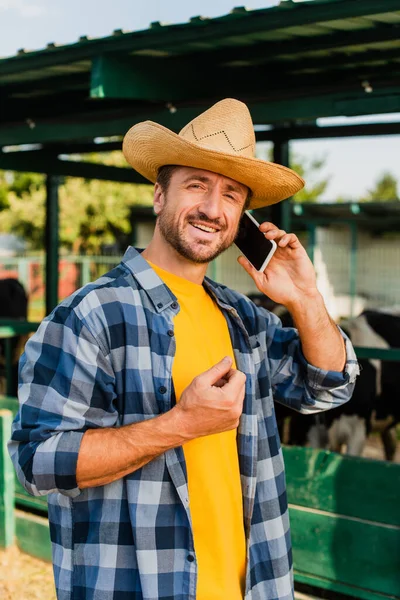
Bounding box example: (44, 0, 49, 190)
(187, 211, 225, 230)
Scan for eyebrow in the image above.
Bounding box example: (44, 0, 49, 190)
(182, 174, 247, 196)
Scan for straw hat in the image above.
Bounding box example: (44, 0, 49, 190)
(122, 98, 304, 209)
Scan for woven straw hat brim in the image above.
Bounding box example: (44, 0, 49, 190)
(123, 121, 304, 209)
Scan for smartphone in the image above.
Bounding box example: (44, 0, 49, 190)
(235, 211, 277, 272)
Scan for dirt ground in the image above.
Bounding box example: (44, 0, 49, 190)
(362, 431, 400, 462)
(0, 545, 55, 600)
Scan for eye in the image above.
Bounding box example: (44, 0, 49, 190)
(224, 192, 240, 203)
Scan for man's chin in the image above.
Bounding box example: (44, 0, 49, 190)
(179, 244, 227, 264)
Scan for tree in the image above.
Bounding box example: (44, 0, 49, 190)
(256, 145, 330, 203)
(362, 172, 399, 202)
(0, 185, 45, 248)
(60, 175, 153, 254)
(290, 155, 330, 203)
(0, 152, 154, 253)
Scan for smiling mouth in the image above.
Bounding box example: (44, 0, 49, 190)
(190, 222, 220, 234)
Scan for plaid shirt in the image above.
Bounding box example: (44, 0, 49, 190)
(9, 247, 359, 600)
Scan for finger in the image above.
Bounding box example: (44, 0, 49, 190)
(213, 377, 228, 388)
(237, 255, 264, 281)
(222, 369, 247, 393)
(259, 222, 277, 233)
(277, 233, 301, 248)
(237, 256, 268, 291)
(199, 356, 233, 386)
(237, 255, 257, 276)
(263, 228, 286, 240)
(213, 368, 239, 388)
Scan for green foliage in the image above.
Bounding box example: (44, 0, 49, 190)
(0, 186, 45, 248)
(0, 171, 10, 210)
(60, 176, 153, 254)
(9, 171, 44, 197)
(290, 155, 330, 203)
(362, 171, 399, 202)
(256, 145, 330, 203)
(0, 152, 153, 253)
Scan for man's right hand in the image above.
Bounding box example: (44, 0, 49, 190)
(174, 356, 247, 440)
(77, 357, 246, 489)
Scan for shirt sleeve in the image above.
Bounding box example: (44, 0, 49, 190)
(264, 309, 360, 414)
(8, 308, 117, 498)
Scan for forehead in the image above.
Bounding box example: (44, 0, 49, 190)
(172, 166, 248, 195)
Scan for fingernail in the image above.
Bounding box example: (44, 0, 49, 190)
(222, 356, 231, 363)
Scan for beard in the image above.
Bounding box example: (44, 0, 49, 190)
(157, 200, 239, 264)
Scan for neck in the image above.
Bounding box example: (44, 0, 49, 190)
(142, 229, 208, 285)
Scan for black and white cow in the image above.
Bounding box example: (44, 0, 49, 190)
(248, 293, 400, 461)
(0, 278, 28, 396)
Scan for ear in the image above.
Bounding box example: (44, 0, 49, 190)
(153, 183, 165, 215)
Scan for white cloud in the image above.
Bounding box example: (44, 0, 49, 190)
(0, 0, 46, 17)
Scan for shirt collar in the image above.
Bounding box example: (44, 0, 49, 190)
(122, 246, 230, 314)
(121, 246, 177, 313)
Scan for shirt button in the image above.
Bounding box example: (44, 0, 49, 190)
(171, 302, 178, 309)
(157, 303, 163, 309)
(187, 554, 195, 562)
(167, 329, 174, 337)
(159, 386, 167, 394)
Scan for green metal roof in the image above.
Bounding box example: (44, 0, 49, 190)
(1, 0, 400, 150)
(289, 200, 400, 232)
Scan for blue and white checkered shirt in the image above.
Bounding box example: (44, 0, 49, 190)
(9, 247, 359, 600)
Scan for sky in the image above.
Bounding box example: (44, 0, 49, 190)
(0, 0, 399, 201)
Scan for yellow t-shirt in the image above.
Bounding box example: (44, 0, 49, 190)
(149, 262, 246, 600)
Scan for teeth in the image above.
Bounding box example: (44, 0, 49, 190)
(192, 223, 218, 233)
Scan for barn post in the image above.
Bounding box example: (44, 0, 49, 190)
(272, 135, 291, 232)
(45, 175, 60, 315)
(0, 409, 15, 548)
(307, 223, 316, 264)
(349, 221, 358, 318)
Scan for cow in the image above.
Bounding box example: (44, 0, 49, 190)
(247, 293, 400, 461)
(0, 278, 28, 396)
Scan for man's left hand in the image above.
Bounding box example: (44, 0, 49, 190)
(237, 221, 318, 309)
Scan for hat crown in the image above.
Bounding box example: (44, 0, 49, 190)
(178, 98, 255, 158)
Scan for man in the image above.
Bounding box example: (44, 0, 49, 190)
(9, 99, 359, 600)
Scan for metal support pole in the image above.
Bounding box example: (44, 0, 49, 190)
(307, 223, 317, 264)
(0, 409, 15, 548)
(5, 339, 13, 397)
(80, 258, 91, 287)
(272, 137, 291, 231)
(349, 222, 358, 318)
(45, 175, 60, 315)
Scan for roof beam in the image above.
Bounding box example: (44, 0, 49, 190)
(88, 47, 400, 103)
(257, 121, 400, 142)
(1, 0, 399, 76)
(3, 120, 400, 157)
(1, 86, 400, 147)
(276, 48, 400, 77)
(0, 151, 148, 183)
(90, 54, 203, 102)
(206, 24, 400, 67)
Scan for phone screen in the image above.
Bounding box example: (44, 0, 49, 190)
(235, 212, 276, 271)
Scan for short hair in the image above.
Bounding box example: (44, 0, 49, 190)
(156, 164, 252, 211)
(156, 165, 180, 193)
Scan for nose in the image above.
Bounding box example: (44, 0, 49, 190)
(200, 187, 223, 221)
